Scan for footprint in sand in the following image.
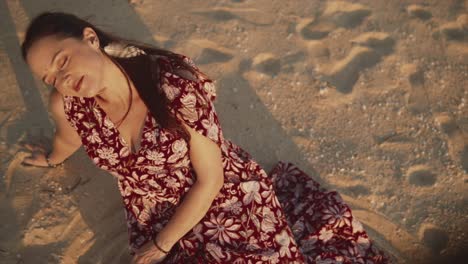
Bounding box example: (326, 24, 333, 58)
(191, 7, 273, 26)
(281, 51, 308, 65)
(319, 32, 395, 93)
(280, 51, 308, 73)
(192, 8, 236, 21)
(406, 165, 437, 187)
(434, 112, 468, 173)
(251, 53, 281, 76)
(342, 184, 370, 197)
(400, 63, 430, 114)
(296, 18, 335, 40)
(178, 39, 234, 65)
(306, 41, 330, 58)
(350, 32, 395, 55)
(407, 4, 432, 21)
(374, 130, 413, 145)
(320, 47, 378, 93)
(244, 51, 308, 77)
(432, 14, 468, 41)
(322, 1, 371, 28)
(433, 14, 468, 60)
(418, 223, 449, 255)
(297, 0, 371, 41)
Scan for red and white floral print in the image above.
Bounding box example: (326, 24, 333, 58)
(204, 212, 241, 245)
(322, 204, 352, 229)
(96, 146, 119, 165)
(62, 54, 390, 263)
(219, 196, 243, 215)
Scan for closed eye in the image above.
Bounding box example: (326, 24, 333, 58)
(51, 56, 68, 86)
(61, 56, 68, 69)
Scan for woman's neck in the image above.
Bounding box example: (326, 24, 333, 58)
(94, 54, 135, 107)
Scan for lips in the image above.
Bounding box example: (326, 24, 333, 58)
(74, 75, 84, 92)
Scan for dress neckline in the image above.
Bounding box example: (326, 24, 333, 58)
(90, 96, 151, 155)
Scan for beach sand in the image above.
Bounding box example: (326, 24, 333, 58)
(0, 0, 467, 263)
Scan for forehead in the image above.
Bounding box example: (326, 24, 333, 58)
(26, 35, 77, 76)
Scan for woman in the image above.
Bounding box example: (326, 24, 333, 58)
(21, 12, 390, 264)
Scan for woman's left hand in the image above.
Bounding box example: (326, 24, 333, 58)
(132, 239, 169, 264)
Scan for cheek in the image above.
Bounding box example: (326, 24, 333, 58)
(89, 53, 104, 71)
(80, 52, 105, 95)
(54, 86, 69, 96)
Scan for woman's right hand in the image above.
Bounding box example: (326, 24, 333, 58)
(20, 140, 50, 167)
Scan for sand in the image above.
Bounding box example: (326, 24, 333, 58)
(0, 0, 467, 263)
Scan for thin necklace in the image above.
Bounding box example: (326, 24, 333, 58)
(111, 58, 133, 129)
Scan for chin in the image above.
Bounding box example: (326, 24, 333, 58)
(75, 77, 97, 97)
(79, 89, 96, 98)
(77, 84, 99, 98)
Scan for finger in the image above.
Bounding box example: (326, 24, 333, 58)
(20, 143, 46, 159)
(19, 142, 35, 151)
(20, 142, 46, 153)
(21, 157, 38, 167)
(21, 156, 47, 167)
(21, 161, 38, 167)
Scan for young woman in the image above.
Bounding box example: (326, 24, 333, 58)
(21, 12, 390, 264)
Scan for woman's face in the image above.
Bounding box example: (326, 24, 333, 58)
(26, 27, 105, 97)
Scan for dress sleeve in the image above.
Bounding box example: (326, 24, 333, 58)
(159, 55, 224, 148)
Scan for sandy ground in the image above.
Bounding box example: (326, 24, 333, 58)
(0, 0, 467, 263)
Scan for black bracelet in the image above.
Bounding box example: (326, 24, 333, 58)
(152, 237, 169, 254)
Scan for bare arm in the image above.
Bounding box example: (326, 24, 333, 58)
(22, 89, 82, 166)
(47, 89, 82, 163)
(155, 121, 224, 251)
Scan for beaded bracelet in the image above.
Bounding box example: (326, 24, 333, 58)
(152, 238, 169, 254)
(45, 154, 65, 168)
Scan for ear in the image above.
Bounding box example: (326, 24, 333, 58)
(82, 27, 100, 50)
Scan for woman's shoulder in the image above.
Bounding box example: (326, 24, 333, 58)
(48, 88, 67, 116)
(148, 52, 212, 82)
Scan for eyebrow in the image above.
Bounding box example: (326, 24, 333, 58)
(41, 48, 63, 84)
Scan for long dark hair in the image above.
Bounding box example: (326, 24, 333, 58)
(21, 11, 193, 142)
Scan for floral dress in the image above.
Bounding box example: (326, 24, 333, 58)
(63, 53, 390, 263)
